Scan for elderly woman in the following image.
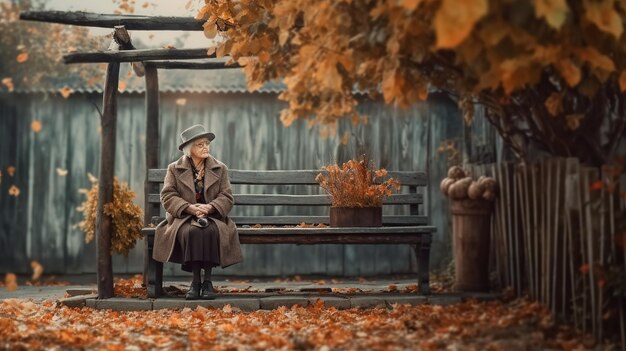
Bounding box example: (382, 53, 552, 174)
(153, 124, 242, 300)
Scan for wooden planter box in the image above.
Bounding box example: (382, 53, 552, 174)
(330, 207, 382, 227)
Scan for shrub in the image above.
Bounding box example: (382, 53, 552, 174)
(77, 174, 144, 256)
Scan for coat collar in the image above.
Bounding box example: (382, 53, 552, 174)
(174, 155, 221, 199)
(174, 154, 221, 171)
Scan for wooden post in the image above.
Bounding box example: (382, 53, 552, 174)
(144, 65, 160, 226)
(96, 62, 120, 299)
(143, 64, 162, 294)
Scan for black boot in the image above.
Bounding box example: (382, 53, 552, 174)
(186, 281, 201, 300)
(200, 280, 216, 300)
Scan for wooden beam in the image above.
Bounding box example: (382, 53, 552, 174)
(20, 11, 211, 31)
(64, 48, 215, 64)
(96, 61, 119, 299)
(144, 61, 241, 70)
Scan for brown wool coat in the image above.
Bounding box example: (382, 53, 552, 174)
(153, 155, 242, 268)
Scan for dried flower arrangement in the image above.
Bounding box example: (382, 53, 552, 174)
(315, 156, 401, 208)
(77, 174, 144, 256)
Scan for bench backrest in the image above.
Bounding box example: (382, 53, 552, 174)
(145, 169, 428, 226)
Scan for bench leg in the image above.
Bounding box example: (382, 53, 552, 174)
(145, 233, 163, 298)
(414, 235, 432, 295)
(148, 260, 163, 298)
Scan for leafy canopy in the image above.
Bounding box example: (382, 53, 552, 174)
(199, 0, 625, 121)
(197, 0, 626, 164)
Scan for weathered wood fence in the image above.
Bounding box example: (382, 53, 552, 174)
(1, 91, 492, 277)
(470, 158, 625, 345)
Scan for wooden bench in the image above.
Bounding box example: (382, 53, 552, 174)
(142, 169, 436, 297)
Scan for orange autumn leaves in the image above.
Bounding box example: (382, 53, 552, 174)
(1, 2, 103, 94)
(4, 165, 19, 197)
(1, 77, 14, 92)
(0, 298, 601, 350)
(2, 261, 44, 292)
(3, 163, 68, 198)
(113, 274, 147, 299)
(3, 273, 17, 292)
(198, 0, 626, 130)
(31, 120, 42, 133)
(76, 175, 144, 256)
(16, 52, 28, 63)
(434, 0, 487, 49)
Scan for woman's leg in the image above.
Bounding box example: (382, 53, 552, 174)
(186, 262, 202, 300)
(192, 262, 202, 283)
(200, 265, 216, 300)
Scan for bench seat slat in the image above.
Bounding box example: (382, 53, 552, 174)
(142, 226, 435, 235)
(238, 234, 428, 245)
(142, 226, 435, 244)
(149, 215, 428, 225)
(235, 226, 436, 235)
(148, 169, 427, 186)
(148, 193, 422, 205)
(232, 215, 428, 225)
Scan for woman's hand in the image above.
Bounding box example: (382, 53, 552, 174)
(185, 204, 208, 218)
(198, 204, 215, 214)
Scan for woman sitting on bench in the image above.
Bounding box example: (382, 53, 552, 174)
(152, 124, 242, 300)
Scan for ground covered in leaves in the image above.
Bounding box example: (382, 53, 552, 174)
(0, 297, 611, 350)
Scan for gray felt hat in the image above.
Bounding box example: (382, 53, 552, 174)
(178, 124, 215, 150)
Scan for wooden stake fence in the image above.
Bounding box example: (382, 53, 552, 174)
(470, 158, 625, 347)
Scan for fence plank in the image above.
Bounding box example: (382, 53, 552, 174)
(508, 163, 521, 294)
(582, 169, 597, 336)
(497, 163, 510, 288)
(564, 159, 576, 326)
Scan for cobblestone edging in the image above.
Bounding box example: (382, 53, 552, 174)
(64, 293, 498, 311)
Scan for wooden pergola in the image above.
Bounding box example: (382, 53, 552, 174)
(20, 11, 240, 298)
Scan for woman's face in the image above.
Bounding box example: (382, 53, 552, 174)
(190, 138, 210, 159)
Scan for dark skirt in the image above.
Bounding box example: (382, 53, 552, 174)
(176, 220, 221, 272)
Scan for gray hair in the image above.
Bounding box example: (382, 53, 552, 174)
(182, 143, 193, 157)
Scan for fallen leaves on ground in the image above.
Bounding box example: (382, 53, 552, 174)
(114, 275, 148, 299)
(2, 274, 71, 290)
(331, 287, 363, 294)
(0, 297, 608, 350)
(296, 222, 328, 228)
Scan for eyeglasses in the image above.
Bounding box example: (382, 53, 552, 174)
(194, 141, 210, 148)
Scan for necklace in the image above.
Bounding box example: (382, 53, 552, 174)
(189, 157, 205, 182)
